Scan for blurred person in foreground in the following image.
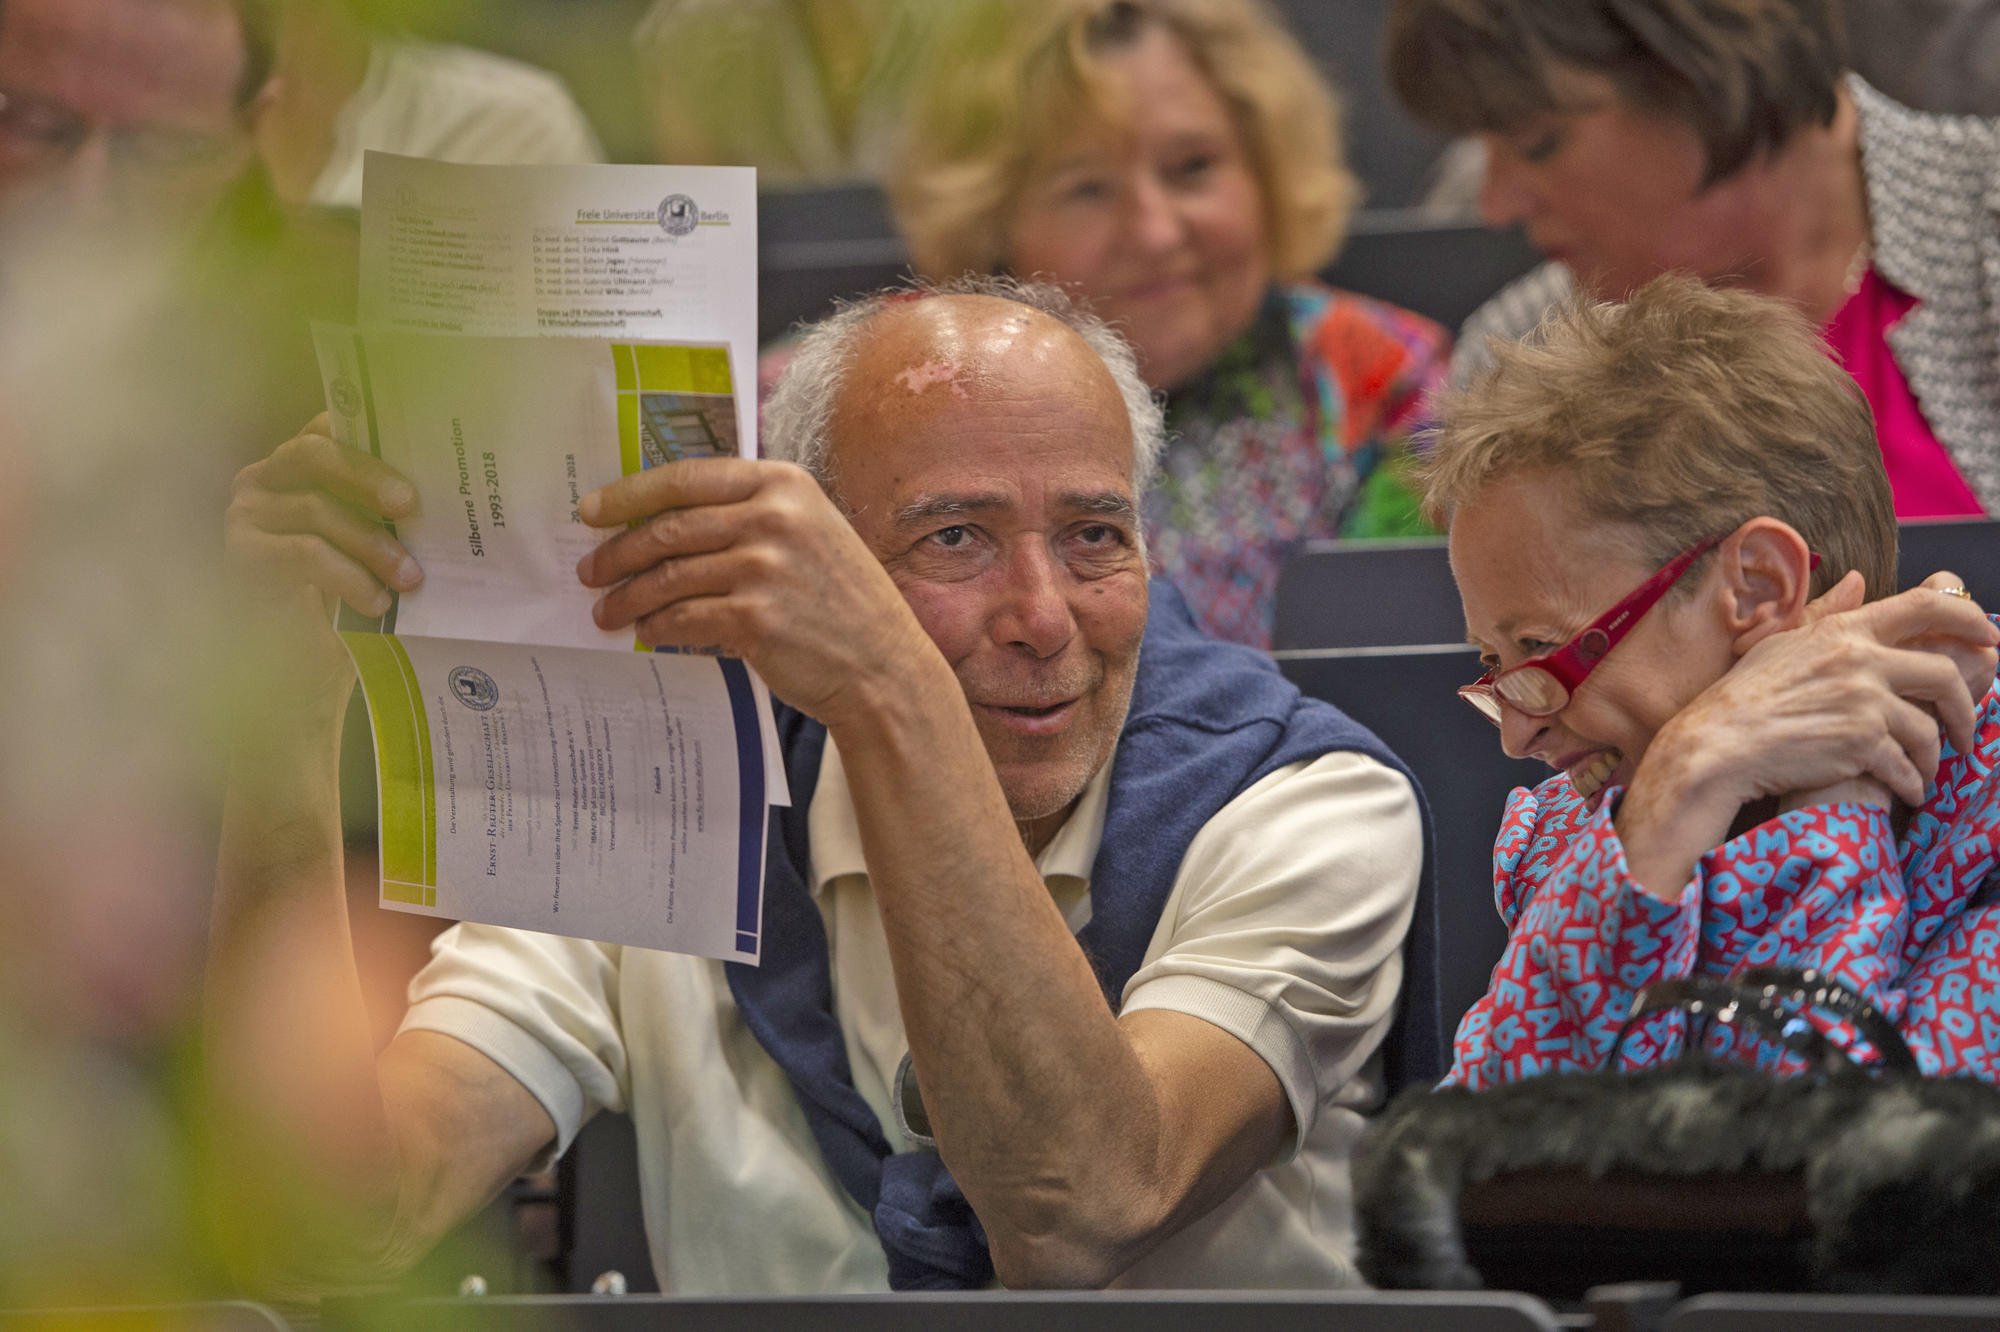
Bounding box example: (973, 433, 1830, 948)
(0, 97, 257, 1310)
(0, 0, 358, 455)
(210, 279, 1428, 1293)
(0, 0, 267, 1102)
(1426, 276, 2000, 1090)
(1387, 0, 2000, 520)
(0, 375, 227, 1307)
(879, 0, 1449, 648)
(0, 0, 603, 220)
(0, 0, 324, 1308)
(0, 0, 261, 226)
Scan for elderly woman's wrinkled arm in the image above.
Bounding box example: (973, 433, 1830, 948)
(1613, 576, 1999, 901)
(1786, 571, 1997, 811)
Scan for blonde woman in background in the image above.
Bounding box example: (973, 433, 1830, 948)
(882, 0, 1450, 647)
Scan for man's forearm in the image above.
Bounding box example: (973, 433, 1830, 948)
(1615, 722, 1744, 902)
(828, 660, 1217, 1286)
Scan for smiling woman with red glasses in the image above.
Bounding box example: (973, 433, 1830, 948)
(1457, 533, 1731, 731)
(1425, 276, 2000, 1089)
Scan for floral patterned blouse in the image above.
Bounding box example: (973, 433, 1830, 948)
(1144, 282, 1450, 648)
(1447, 645, 2000, 1089)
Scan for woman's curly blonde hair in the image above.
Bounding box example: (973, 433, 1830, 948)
(888, 0, 1359, 283)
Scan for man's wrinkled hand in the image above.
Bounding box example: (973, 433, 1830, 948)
(575, 458, 942, 727)
(224, 413, 424, 721)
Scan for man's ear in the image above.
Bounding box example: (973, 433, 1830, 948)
(1721, 518, 1816, 657)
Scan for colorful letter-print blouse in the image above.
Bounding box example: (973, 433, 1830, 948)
(1449, 653, 2000, 1088)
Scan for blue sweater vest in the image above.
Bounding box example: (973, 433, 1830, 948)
(725, 581, 1437, 1289)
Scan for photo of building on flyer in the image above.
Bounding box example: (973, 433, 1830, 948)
(639, 391, 737, 465)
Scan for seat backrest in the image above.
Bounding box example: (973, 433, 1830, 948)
(322, 1290, 1567, 1331)
(1665, 1292, 2000, 1330)
(1275, 520, 2000, 655)
(560, 1111, 658, 1294)
(754, 189, 1544, 347)
(1273, 538, 1457, 651)
(1896, 519, 1999, 605)
(0, 1304, 292, 1331)
(1277, 644, 1543, 1053)
(1322, 213, 1542, 331)
(758, 184, 910, 345)
(1264, 0, 1453, 208)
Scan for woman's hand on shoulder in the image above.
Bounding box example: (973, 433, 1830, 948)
(1899, 570, 2000, 705)
(1667, 572, 1998, 810)
(1774, 573, 1996, 814)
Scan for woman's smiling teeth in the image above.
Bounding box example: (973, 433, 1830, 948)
(1568, 749, 1624, 802)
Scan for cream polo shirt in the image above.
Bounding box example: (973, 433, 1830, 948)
(308, 39, 605, 210)
(400, 736, 1422, 1293)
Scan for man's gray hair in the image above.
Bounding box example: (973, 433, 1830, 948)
(762, 274, 1166, 497)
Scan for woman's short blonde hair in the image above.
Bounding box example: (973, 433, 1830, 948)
(1420, 275, 1896, 600)
(889, 0, 1358, 282)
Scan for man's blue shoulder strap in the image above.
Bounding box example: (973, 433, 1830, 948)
(724, 579, 1438, 1289)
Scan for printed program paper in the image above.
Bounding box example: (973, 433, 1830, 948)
(318, 155, 781, 963)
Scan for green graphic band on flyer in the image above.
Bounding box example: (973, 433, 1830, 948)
(344, 631, 438, 905)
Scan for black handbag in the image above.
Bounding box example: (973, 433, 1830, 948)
(1354, 968, 2000, 1298)
(1611, 965, 1922, 1077)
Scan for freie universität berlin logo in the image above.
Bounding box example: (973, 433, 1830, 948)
(448, 665, 499, 711)
(331, 376, 363, 419)
(657, 193, 698, 237)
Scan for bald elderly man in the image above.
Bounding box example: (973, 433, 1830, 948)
(210, 279, 1428, 1293)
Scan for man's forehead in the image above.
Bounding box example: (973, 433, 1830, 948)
(840, 295, 1124, 418)
(823, 295, 1138, 508)
(0, 0, 247, 128)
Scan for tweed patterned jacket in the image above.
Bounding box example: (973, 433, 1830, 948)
(1449, 76, 2000, 513)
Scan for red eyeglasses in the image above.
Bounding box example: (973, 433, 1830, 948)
(1459, 534, 1730, 725)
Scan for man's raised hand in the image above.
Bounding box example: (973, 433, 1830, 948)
(574, 457, 940, 729)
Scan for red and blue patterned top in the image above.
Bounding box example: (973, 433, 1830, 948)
(1143, 282, 1449, 648)
(1448, 641, 2000, 1088)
